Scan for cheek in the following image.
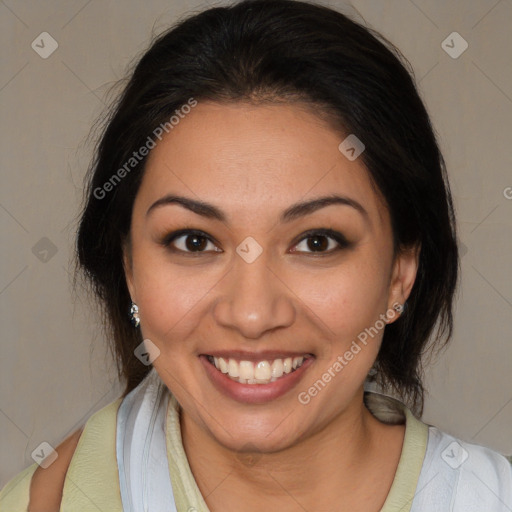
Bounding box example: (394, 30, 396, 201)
(299, 257, 390, 336)
(296, 265, 388, 406)
(132, 237, 391, 361)
(132, 251, 224, 348)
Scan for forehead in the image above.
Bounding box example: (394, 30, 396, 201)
(136, 102, 388, 228)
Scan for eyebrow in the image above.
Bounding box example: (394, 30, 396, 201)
(146, 194, 369, 224)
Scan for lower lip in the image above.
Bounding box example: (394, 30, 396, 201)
(199, 355, 314, 404)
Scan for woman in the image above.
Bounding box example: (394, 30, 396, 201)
(1, 0, 511, 510)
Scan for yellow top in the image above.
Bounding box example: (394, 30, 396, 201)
(0, 393, 428, 511)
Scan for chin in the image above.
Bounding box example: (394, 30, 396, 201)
(200, 405, 309, 455)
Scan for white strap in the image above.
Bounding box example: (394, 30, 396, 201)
(410, 426, 512, 511)
(116, 368, 177, 512)
(114, 371, 512, 511)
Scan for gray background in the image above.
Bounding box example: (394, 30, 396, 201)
(1, 0, 511, 486)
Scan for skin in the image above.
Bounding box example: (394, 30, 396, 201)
(121, 101, 420, 511)
(28, 428, 82, 511)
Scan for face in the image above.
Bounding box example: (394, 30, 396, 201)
(123, 101, 418, 454)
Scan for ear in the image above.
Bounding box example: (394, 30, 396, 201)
(386, 243, 420, 324)
(122, 235, 136, 301)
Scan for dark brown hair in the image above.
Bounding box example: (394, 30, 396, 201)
(74, 0, 459, 415)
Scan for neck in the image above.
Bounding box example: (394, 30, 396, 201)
(180, 389, 404, 512)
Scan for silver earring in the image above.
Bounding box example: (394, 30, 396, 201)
(130, 301, 140, 328)
(393, 302, 406, 315)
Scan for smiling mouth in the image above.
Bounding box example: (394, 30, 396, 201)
(205, 354, 313, 385)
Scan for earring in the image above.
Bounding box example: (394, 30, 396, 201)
(130, 301, 140, 328)
(393, 302, 407, 315)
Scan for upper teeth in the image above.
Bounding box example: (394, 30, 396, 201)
(210, 356, 306, 384)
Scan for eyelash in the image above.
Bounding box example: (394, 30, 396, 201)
(160, 228, 352, 256)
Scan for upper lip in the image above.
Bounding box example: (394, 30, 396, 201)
(201, 350, 314, 362)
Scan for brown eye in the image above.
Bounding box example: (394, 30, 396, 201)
(162, 230, 221, 254)
(182, 234, 210, 251)
(290, 229, 351, 254)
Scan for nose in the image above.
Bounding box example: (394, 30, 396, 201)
(212, 254, 296, 339)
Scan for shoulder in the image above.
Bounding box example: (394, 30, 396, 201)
(30, 398, 123, 511)
(412, 426, 512, 511)
(28, 428, 83, 511)
(0, 398, 123, 512)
